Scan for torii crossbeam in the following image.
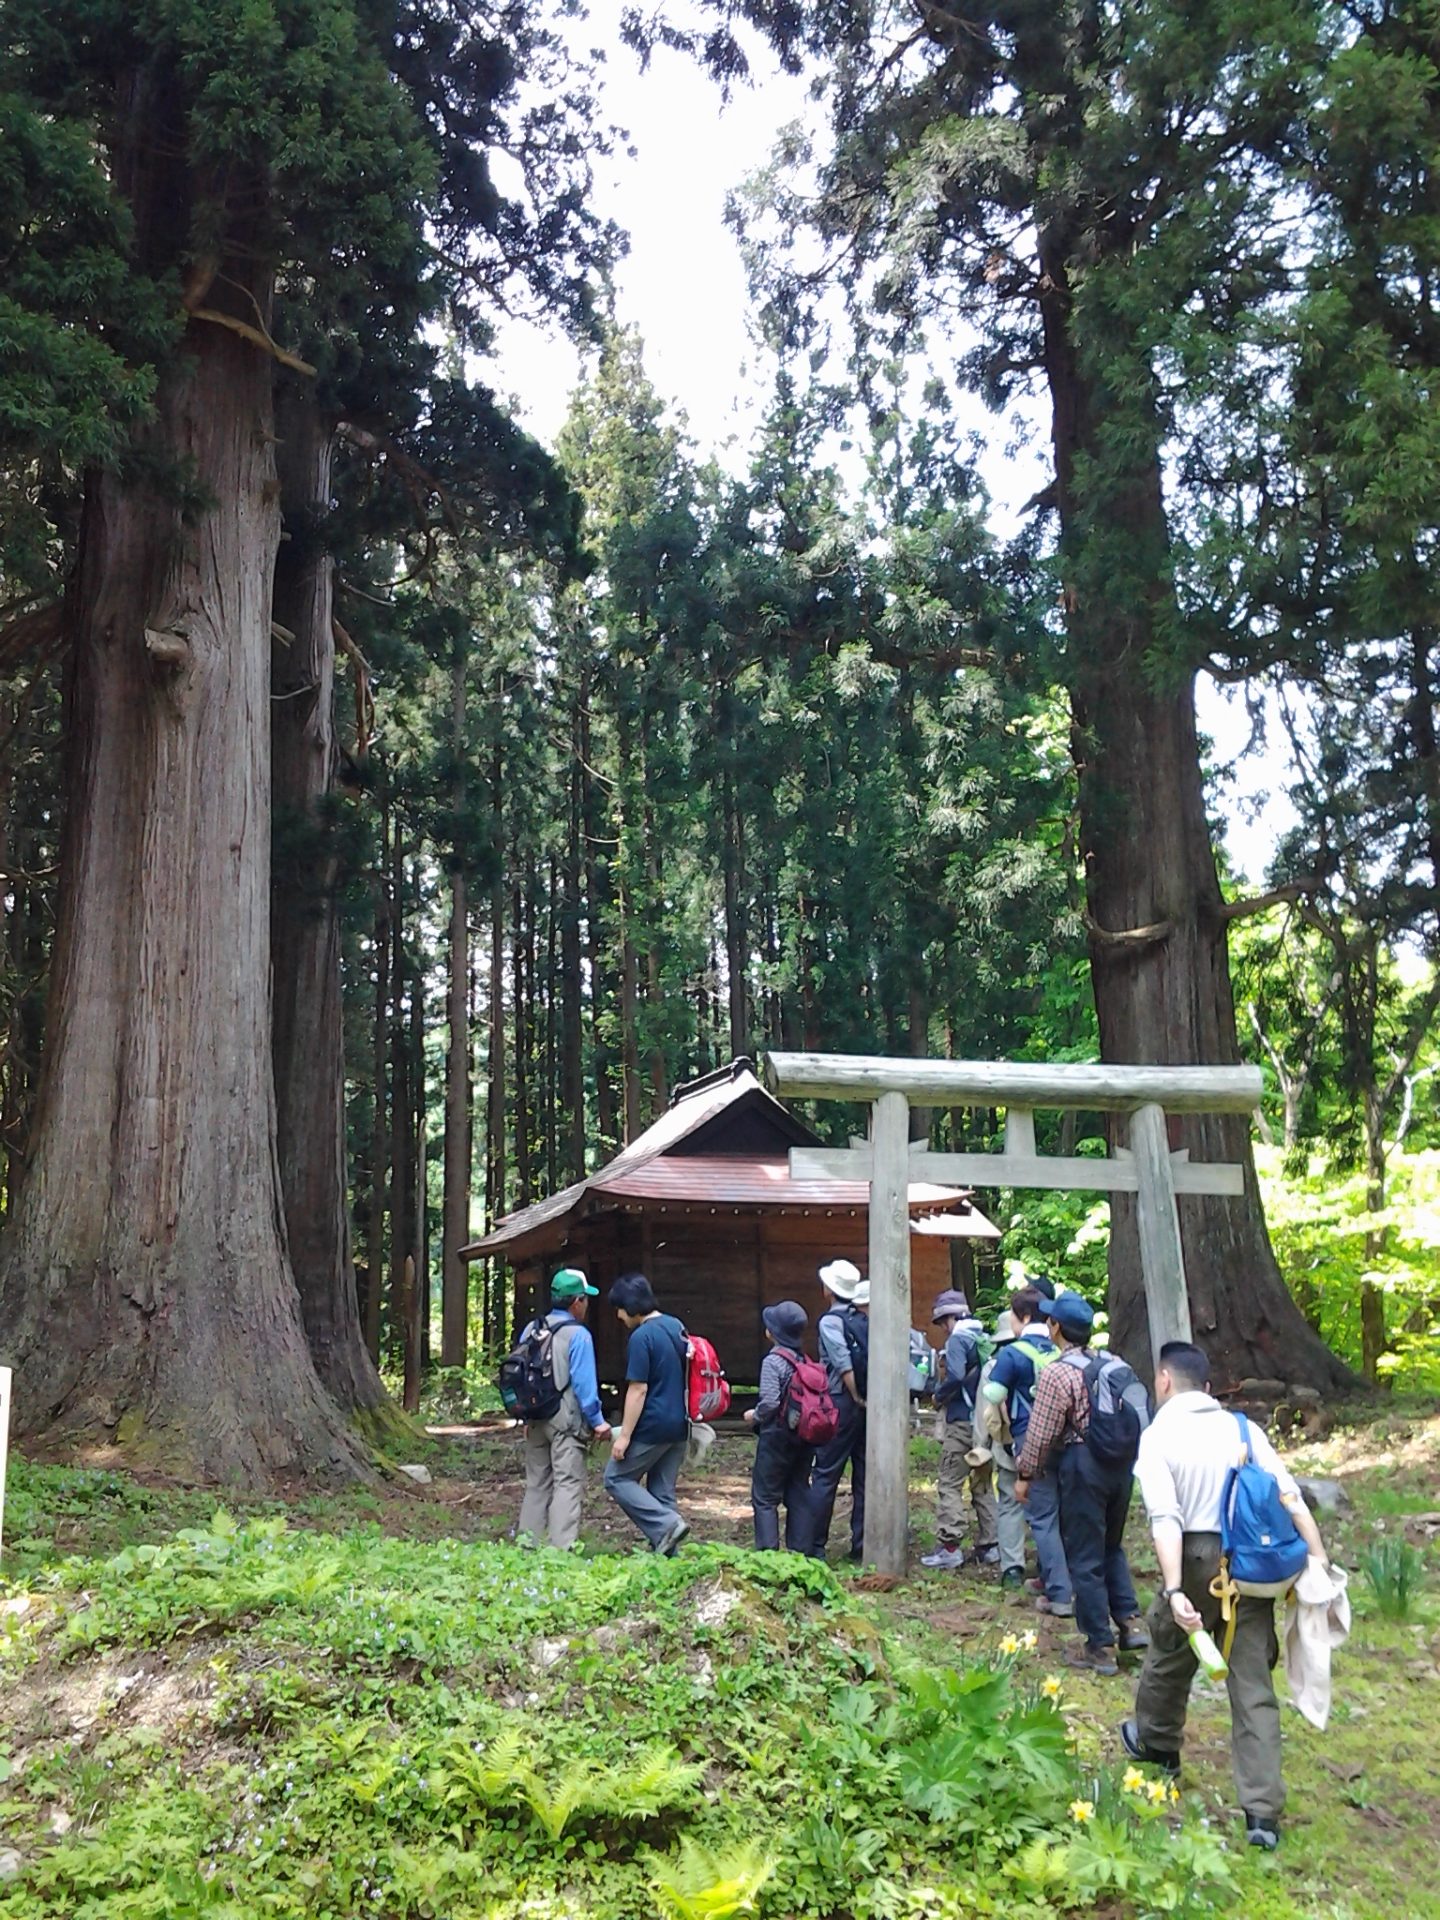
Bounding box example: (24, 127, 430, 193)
(761, 1052, 1262, 1575)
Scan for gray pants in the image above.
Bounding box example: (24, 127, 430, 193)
(994, 1464, 1028, 1576)
(1134, 1531, 1285, 1819)
(519, 1418, 589, 1549)
(936, 1418, 998, 1551)
(604, 1436, 685, 1548)
(1026, 1464, 1072, 1604)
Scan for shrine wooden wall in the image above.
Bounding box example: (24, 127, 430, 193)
(510, 1209, 956, 1391)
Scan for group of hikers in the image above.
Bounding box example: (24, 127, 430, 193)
(508, 1259, 1332, 1853)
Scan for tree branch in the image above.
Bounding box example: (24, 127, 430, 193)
(1084, 913, 1174, 952)
(1220, 881, 1318, 922)
(0, 601, 63, 671)
(190, 306, 316, 377)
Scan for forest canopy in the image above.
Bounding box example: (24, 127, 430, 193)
(0, 0, 1437, 1480)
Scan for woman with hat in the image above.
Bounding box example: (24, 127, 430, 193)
(797, 1258, 869, 1560)
(744, 1300, 817, 1550)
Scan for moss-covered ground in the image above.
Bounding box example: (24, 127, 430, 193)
(0, 1400, 1436, 1918)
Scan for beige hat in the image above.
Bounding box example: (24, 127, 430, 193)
(819, 1258, 862, 1300)
(852, 1281, 871, 1307)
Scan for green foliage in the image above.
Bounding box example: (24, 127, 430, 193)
(648, 1836, 775, 1920)
(1357, 1537, 1428, 1621)
(0, 1486, 1234, 1920)
(1258, 1145, 1440, 1386)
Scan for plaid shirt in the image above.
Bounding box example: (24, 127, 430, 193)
(1015, 1350, 1091, 1478)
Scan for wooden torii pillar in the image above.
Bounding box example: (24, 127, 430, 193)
(762, 1052, 1263, 1576)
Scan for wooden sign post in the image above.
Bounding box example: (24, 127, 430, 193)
(763, 1052, 1262, 1575)
(0, 1365, 11, 1572)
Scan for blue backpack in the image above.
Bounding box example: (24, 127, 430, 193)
(1220, 1412, 1309, 1595)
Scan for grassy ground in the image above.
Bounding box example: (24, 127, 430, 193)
(1, 1401, 1437, 1918)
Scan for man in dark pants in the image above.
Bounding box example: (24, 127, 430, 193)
(1015, 1293, 1149, 1676)
(800, 1259, 868, 1561)
(1123, 1341, 1330, 1851)
(743, 1299, 815, 1550)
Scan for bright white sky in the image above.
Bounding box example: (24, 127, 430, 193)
(491, 16, 1292, 887)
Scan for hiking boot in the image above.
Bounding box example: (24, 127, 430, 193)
(1120, 1719, 1180, 1778)
(1035, 1596, 1074, 1618)
(920, 1545, 967, 1570)
(1244, 1814, 1281, 1851)
(1117, 1616, 1150, 1652)
(1065, 1642, 1120, 1677)
(975, 1545, 1001, 1567)
(656, 1518, 690, 1557)
(1000, 1567, 1025, 1591)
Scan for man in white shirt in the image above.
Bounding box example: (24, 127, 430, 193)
(1123, 1341, 1329, 1852)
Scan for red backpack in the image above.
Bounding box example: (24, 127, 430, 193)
(782, 1350, 839, 1446)
(684, 1332, 731, 1421)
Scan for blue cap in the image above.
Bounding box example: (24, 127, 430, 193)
(1048, 1293, 1095, 1338)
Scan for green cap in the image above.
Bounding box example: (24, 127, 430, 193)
(551, 1267, 598, 1299)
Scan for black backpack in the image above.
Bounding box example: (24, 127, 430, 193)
(498, 1315, 570, 1421)
(1082, 1353, 1150, 1468)
(839, 1306, 869, 1396)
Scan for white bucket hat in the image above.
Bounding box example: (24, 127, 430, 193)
(852, 1281, 871, 1308)
(818, 1258, 862, 1300)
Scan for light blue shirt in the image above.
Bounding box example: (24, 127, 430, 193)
(817, 1308, 855, 1397)
(546, 1310, 605, 1431)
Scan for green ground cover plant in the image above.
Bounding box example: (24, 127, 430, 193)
(2, 1407, 1438, 1920)
(2, 1488, 1231, 1920)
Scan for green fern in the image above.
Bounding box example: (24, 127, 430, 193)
(439, 1732, 700, 1838)
(602, 1743, 704, 1819)
(648, 1836, 776, 1920)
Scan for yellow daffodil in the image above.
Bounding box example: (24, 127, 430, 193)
(1021, 1630, 1038, 1651)
(1122, 1766, 1145, 1793)
(1040, 1674, 1063, 1699)
(1169, 1783, 1181, 1804)
(1069, 1799, 1095, 1824)
(999, 1632, 1021, 1655)
(1147, 1780, 1169, 1804)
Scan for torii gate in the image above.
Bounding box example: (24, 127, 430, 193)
(762, 1052, 1263, 1575)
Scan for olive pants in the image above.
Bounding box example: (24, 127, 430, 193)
(1134, 1531, 1285, 1819)
(936, 1417, 998, 1552)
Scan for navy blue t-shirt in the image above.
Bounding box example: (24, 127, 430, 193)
(625, 1313, 689, 1447)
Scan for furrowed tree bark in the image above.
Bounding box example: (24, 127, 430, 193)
(271, 379, 388, 1418)
(1040, 248, 1356, 1393)
(364, 795, 391, 1361)
(388, 837, 413, 1360)
(560, 751, 586, 1181)
(440, 649, 470, 1369)
(0, 77, 368, 1482)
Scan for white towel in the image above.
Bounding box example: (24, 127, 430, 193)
(1283, 1556, 1350, 1731)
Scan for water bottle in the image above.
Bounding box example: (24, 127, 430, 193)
(1189, 1627, 1228, 1679)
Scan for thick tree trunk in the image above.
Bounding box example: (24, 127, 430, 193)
(440, 653, 470, 1369)
(0, 137, 366, 1479)
(364, 803, 390, 1361)
(721, 759, 749, 1061)
(1040, 245, 1355, 1393)
(486, 880, 506, 1221)
(271, 382, 387, 1418)
(560, 755, 586, 1181)
(388, 842, 413, 1359)
(513, 878, 533, 1205)
(576, 683, 617, 1147)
